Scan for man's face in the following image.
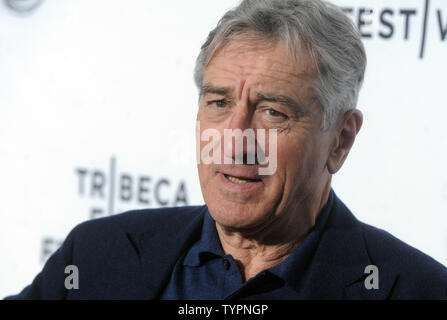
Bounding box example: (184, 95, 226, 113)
(196, 39, 334, 232)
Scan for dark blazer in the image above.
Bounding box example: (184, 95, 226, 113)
(5, 192, 447, 299)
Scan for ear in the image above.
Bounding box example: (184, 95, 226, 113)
(327, 109, 363, 174)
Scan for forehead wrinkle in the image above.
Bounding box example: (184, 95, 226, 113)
(205, 43, 317, 107)
(204, 68, 316, 111)
(251, 70, 316, 101)
(209, 55, 314, 85)
(237, 79, 247, 101)
(216, 42, 313, 75)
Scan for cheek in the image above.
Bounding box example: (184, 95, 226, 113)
(196, 127, 212, 186)
(276, 135, 307, 170)
(197, 163, 214, 197)
(275, 133, 318, 187)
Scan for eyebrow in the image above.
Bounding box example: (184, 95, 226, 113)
(200, 83, 309, 119)
(200, 84, 235, 97)
(255, 92, 308, 119)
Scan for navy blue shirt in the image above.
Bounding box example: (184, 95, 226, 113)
(160, 190, 334, 300)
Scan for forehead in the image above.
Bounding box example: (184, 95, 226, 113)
(204, 39, 316, 91)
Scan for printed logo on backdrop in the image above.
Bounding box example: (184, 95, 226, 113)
(40, 156, 189, 263)
(342, 0, 447, 58)
(3, 1, 446, 58)
(74, 156, 188, 219)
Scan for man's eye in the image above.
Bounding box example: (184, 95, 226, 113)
(266, 108, 287, 119)
(211, 99, 227, 108)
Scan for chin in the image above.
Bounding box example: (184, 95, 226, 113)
(207, 199, 272, 231)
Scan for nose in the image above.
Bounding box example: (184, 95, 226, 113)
(228, 102, 253, 131)
(222, 102, 258, 165)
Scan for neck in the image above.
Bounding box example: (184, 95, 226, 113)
(216, 181, 331, 282)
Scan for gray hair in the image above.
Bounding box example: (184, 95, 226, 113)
(194, 0, 366, 130)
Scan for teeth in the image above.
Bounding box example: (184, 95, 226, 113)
(226, 175, 249, 184)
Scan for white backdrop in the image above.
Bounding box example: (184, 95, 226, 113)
(1, 0, 446, 298)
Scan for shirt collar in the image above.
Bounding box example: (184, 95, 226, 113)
(267, 188, 334, 286)
(183, 209, 224, 267)
(183, 188, 335, 279)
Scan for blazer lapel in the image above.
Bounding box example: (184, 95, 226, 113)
(299, 192, 399, 299)
(124, 206, 207, 299)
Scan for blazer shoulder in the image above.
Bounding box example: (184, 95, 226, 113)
(360, 222, 447, 298)
(360, 222, 446, 269)
(4, 206, 206, 299)
(72, 205, 207, 237)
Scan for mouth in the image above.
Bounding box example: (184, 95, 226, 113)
(223, 174, 261, 184)
(217, 171, 264, 194)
